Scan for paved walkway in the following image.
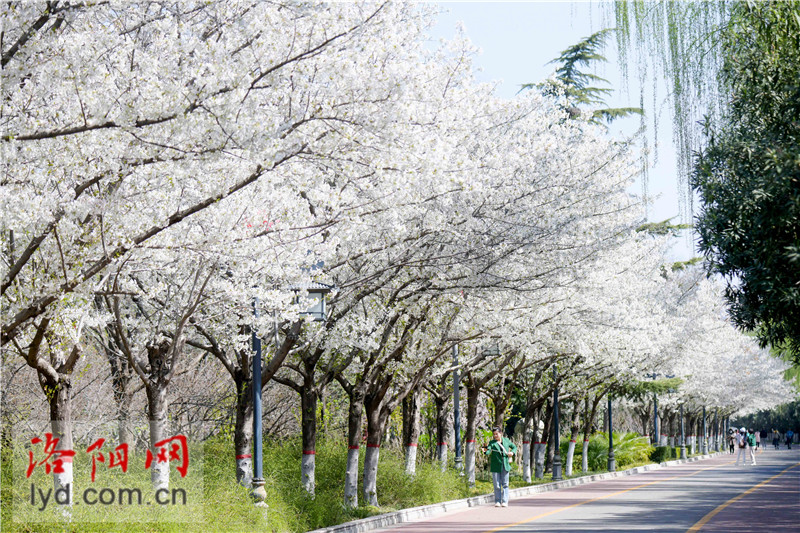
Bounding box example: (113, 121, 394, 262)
(371, 448, 800, 533)
(687, 448, 800, 532)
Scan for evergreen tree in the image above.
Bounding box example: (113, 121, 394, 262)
(523, 29, 642, 125)
(692, 1, 800, 365)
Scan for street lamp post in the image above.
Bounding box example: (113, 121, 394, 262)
(552, 364, 562, 481)
(702, 406, 708, 455)
(653, 391, 659, 445)
(680, 403, 687, 459)
(608, 395, 615, 472)
(645, 373, 659, 445)
(453, 344, 463, 471)
(645, 372, 675, 446)
(714, 409, 719, 452)
(251, 300, 266, 502)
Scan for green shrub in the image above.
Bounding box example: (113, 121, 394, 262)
(612, 433, 654, 467)
(649, 446, 677, 463)
(569, 432, 654, 471)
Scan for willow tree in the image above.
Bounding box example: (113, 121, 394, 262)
(611, 0, 734, 214)
(691, 2, 800, 365)
(613, 1, 800, 365)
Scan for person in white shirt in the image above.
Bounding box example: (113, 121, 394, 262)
(734, 428, 748, 466)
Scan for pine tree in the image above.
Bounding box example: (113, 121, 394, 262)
(523, 29, 642, 125)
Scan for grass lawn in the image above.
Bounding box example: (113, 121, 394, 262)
(1, 434, 705, 532)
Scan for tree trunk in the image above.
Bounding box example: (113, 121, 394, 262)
(542, 400, 553, 474)
(363, 401, 383, 507)
(581, 396, 594, 473)
(464, 383, 479, 486)
(300, 382, 318, 496)
(668, 412, 677, 446)
(535, 403, 547, 479)
(233, 370, 253, 487)
(108, 351, 135, 447)
(638, 404, 651, 441)
(146, 383, 170, 491)
(524, 398, 544, 481)
(1, 376, 11, 448)
(402, 388, 421, 476)
(435, 392, 449, 472)
(343, 390, 364, 508)
(546, 411, 556, 474)
(98, 297, 135, 448)
(528, 405, 542, 480)
(582, 438, 590, 472)
(522, 416, 532, 482)
(565, 402, 581, 477)
(46, 375, 73, 506)
(493, 394, 510, 430)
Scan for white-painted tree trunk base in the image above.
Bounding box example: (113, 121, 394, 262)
(151, 459, 169, 492)
(565, 440, 576, 477)
(582, 440, 589, 473)
(344, 448, 359, 508)
(437, 444, 448, 472)
(363, 447, 380, 507)
(301, 453, 315, 496)
(53, 462, 73, 509)
(534, 443, 544, 479)
(404, 445, 417, 476)
(236, 458, 252, 487)
(465, 442, 476, 486)
(522, 441, 531, 482)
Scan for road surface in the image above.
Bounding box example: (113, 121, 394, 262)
(377, 447, 800, 532)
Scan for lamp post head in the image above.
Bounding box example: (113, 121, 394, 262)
(482, 344, 500, 357)
(290, 281, 335, 322)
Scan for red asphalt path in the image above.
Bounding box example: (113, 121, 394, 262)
(689, 456, 800, 531)
(374, 449, 800, 533)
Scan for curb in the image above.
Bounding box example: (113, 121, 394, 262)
(307, 452, 724, 533)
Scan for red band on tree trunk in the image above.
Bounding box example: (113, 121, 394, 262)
(523, 441, 530, 444)
(236, 454, 252, 460)
(57, 455, 73, 463)
(466, 439, 476, 443)
(367, 444, 380, 448)
(438, 442, 447, 446)
(570, 440, 576, 443)
(406, 443, 418, 447)
(348, 445, 360, 450)
(302, 450, 316, 455)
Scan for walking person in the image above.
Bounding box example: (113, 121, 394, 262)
(747, 429, 757, 465)
(759, 429, 767, 450)
(727, 429, 736, 454)
(734, 428, 748, 466)
(786, 429, 794, 450)
(483, 427, 517, 507)
(772, 429, 780, 449)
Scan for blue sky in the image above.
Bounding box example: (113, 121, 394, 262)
(428, 1, 695, 260)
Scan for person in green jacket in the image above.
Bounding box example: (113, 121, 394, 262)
(747, 429, 757, 465)
(483, 427, 517, 507)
